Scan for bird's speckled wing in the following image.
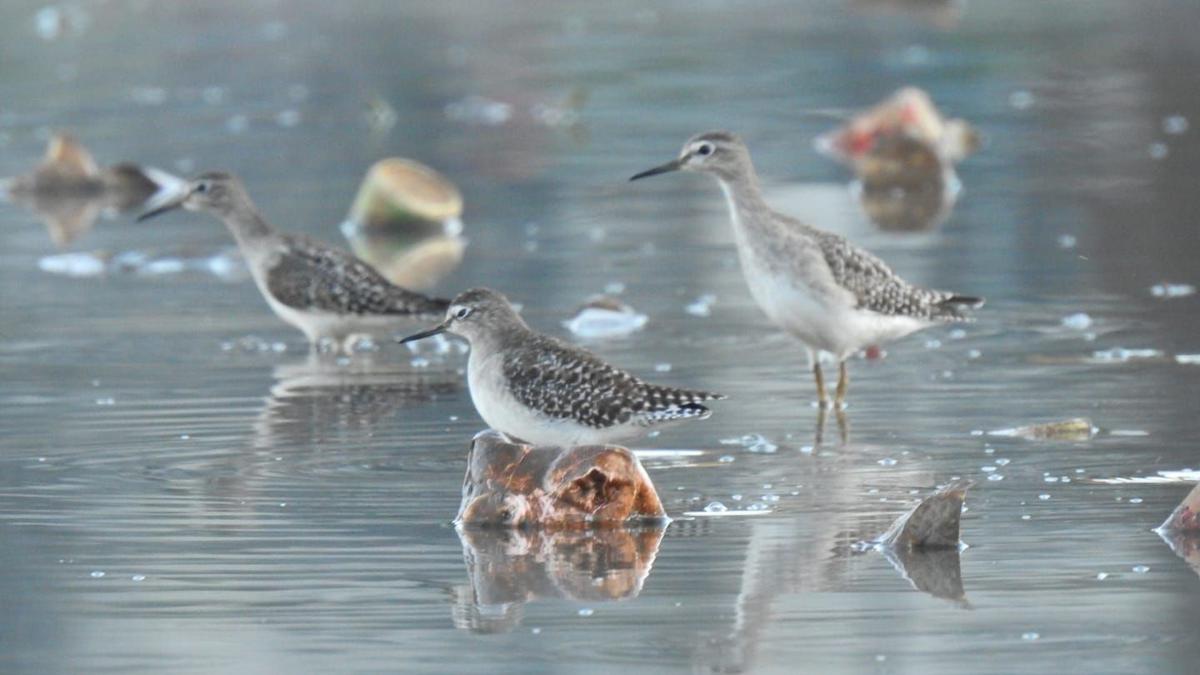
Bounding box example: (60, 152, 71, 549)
(502, 334, 724, 430)
(266, 234, 449, 316)
(815, 231, 976, 321)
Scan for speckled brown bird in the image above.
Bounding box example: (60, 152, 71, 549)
(139, 172, 448, 348)
(631, 131, 982, 408)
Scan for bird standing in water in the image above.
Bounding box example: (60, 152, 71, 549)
(631, 131, 982, 408)
(399, 287, 724, 447)
(139, 172, 448, 350)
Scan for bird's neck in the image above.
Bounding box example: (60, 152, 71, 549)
(716, 171, 773, 237)
(220, 205, 275, 246)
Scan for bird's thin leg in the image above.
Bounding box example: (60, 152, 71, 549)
(835, 407, 848, 445)
(814, 405, 827, 446)
(834, 361, 849, 409)
(814, 363, 829, 408)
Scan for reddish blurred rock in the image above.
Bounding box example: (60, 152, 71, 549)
(816, 87, 979, 170)
(456, 429, 668, 528)
(1159, 483, 1200, 533)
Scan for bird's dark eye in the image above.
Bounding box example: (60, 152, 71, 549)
(696, 143, 714, 156)
(194, 182, 209, 194)
(454, 307, 471, 320)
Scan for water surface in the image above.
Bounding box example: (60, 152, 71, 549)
(2, 1, 1199, 673)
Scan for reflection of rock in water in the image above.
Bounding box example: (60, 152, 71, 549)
(452, 526, 665, 633)
(1158, 532, 1200, 580)
(883, 545, 966, 603)
(252, 354, 459, 448)
(342, 220, 466, 292)
(2, 133, 182, 247)
(856, 135, 959, 231)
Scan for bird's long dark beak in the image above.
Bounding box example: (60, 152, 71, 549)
(136, 192, 186, 222)
(397, 319, 451, 344)
(629, 157, 683, 181)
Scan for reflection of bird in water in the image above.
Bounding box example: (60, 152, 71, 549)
(2, 133, 182, 247)
(252, 353, 459, 449)
(138, 172, 450, 351)
(451, 525, 665, 634)
(632, 132, 982, 409)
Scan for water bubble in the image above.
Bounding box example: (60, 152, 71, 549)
(1009, 90, 1035, 110)
(987, 474, 1004, 481)
(1039, 494, 1051, 501)
(1148, 142, 1169, 160)
(1128, 497, 1143, 504)
(995, 458, 1011, 466)
(875, 654, 887, 663)
(275, 109, 302, 128)
(718, 455, 735, 464)
(1132, 565, 1150, 574)
(202, 86, 226, 105)
(1021, 514, 1031, 520)
(1057, 234, 1078, 249)
(95, 397, 115, 406)
(654, 363, 672, 372)
(1163, 114, 1189, 135)
(746, 502, 769, 511)
(1061, 313, 1092, 330)
(577, 608, 594, 617)
(89, 571, 105, 578)
(878, 457, 897, 467)
(130, 86, 168, 106)
(1096, 572, 1109, 581)
(762, 494, 780, 503)
(530, 627, 541, 634)
(1150, 283, 1195, 298)
(980, 466, 996, 473)
(730, 494, 743, 501)
(131, 575, 146, 582)
(1044, 476, 1059, 483)
(924, 339, 942, 349)
(1021, 632, 1040, 641)
(685, 294, 716, 317)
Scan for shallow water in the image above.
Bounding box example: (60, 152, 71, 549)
(2, 1, 1200, 673)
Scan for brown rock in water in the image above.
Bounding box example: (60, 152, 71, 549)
(452, 525, 664, 633)
(1159, 483, 1200, 533)
(877, 478, 972, 549)
(346, 158, 462, 231)
(456, 429, 667, 528)
(816, 87, 979, 170)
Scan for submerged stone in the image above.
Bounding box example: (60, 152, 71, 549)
(456, 429, 668, 528)
(988, 418, 1096, 441)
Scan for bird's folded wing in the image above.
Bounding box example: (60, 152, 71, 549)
(267, 235, 448, 316)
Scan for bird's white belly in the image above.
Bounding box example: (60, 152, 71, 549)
(738, 252, 929, 359)
(467, 354, 631, 447)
